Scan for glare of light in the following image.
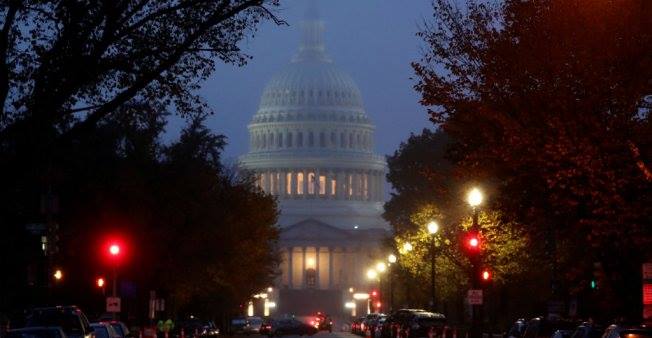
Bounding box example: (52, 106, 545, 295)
(375, 302, 382, 308)
(354, 225, 359, 229)
(353, 293, 370, 300)
(402, 242, 413, 252)
(427, 221, 439, 235)
(53, 269, 63, 280)
(388, 254, 397, 264)
(349, 287, 354, 293)
(306, 257, 316, 269)
(247, 301, 254, 317)
(467, 187, 484, 207)
(109, 244, 120, 256)
(345, 302, 355, 309)
(469, 237, 479, 248)
(267, 302, 276, 308)
(375, 262, 387, 273)
(96, 277, 105, 288)
(267, 287, 273, 293)
(482, 270, 490, 280)
(366, 268, 378, 280)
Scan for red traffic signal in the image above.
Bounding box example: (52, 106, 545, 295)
(96, 277, 105, 288)
(464, 232, 481, 252)
(481, 269, 491, 282)
(370, 290, 379, 297)
(109, 244, 120, 256)
(375, 301, 382, 309)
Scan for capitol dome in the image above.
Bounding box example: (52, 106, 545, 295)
(240, 4, 387, 230)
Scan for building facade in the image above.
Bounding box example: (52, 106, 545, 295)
(239, 4, 388, 319)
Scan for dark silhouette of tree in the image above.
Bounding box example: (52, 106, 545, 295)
(413, 0, 652, 319)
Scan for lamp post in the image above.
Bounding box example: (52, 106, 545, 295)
(388, 254, 397, 312)
(427, 221, 439, 311)
(466, 187, 484, 338)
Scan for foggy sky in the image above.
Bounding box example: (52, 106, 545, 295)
(168, 0, 435, 163)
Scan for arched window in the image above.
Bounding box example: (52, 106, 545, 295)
(286, 172, 293, 195)
(308, 132, 314, 147)
(308, 172, 316, 194)
(330, 178, 337, 196)
(297, 172, 305, 194)
(287, 132, 293, 147)
(298, 132, 304, 147)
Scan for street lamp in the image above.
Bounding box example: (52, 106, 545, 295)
(388, 254, 397, 264)
(53, 269, 63, 281)
(467, 187, 484, 208)
(466, 187, 484, 338)
(366, 268, 378, 280)
(376, 262, 387, 273)
(427, 220, 440, 311)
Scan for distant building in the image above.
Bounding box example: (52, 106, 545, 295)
(239, 3, 388, 320)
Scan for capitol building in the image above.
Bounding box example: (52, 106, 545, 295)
(239, 3, 388, 318)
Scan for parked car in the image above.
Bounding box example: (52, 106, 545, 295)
(245, 317, 263, 335)
(268, 319, 317, 337)
(617, 326, 652, 338)
(174, 318, 219, 338)
(571, 322, 604, 338)
(381, 309, 444, 338)
(7, 327, 67, 338)
(602, 325, 622, 338)
(108, 322, 130, 338)
(506, 319, 527, 338)
(362, 314, 386, 337)
(25, 306, 94, 338)
(351, 317, 365, 335)
(522, 317, 578, 338)
(260, 319, 274, 336)
(311, 313, 332, 332)
(90, 323, 120, 338)
(229, 317, 247, 335)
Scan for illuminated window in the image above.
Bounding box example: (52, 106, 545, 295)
(348, 174, 353, 196)
(308, 172, 316, 194)
(286, 172, 293, 195)
(331, 179, 337, 196)
(319, 175, 326, 195)
(363, 174, 369, 199)
(270, 172, 277, 194)
(297, 173, 304, 195)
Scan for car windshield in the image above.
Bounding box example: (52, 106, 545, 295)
(92, 327, 109, 338)
(7, 330, 61, 338)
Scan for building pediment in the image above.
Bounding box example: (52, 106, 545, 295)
(280, 218, 352, 241)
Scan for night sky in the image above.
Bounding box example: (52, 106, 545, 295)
(166, 0, 434, 164)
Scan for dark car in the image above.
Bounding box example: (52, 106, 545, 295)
(522, 317, 578, 338)
(351, 317, 365, 335)
(312, 313, 332, 332)
(175, 319, 219, 338)
(268, 319, 317, 337)
(617, 327, 652, 338)
(381, 309, 445, 338)
(260, 319, 274, 336)
(7, 327, 67, 338)
(108, 322, 131, 338)
(506, 319, 527, 338)
(25, 306, 94, 338)
(571, 322, 604, 338)
(90, 323, 120, 338)
(229, 318, 248, 335)
(362, 314, 386, 337)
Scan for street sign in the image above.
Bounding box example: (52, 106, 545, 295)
(106, 297, 121, 312)
(643, 284, 652, 305)
(467, 289, 483, 305)
(643, 263, 652, 281)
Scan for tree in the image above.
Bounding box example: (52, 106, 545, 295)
(413, 0, 652, 319)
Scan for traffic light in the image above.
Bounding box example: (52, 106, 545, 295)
(375, 301, 382, 309)
(464, 232, 481, 253)
(590, 279, 597, 289)
(481, 269, 491, 282)
(370, 290, 378, 298)
(96, 277, 105, 288)
(109, 244, 120, 256)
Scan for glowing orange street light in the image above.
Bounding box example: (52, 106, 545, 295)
(97, 277, 105, 288)
(53, 269, 63, 281)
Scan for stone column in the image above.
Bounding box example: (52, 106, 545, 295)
(325, 170, 333, 198)
(303, 169, 309, 199)
(280, 169, 287, 197)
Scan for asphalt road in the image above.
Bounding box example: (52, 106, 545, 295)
(234, 332, 359, 338)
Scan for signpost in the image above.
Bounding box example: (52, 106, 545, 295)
(467, 289, 483, 305)
(106, 297, 121, 313)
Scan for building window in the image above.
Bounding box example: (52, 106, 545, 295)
(308, 132, 314, 147)
(357, 134, 361, 148)
(340, 133, 345, 148)
(287, 132, 293, 147)
(348, 174, 353, 196)
(330, 132, 336, 146)
(277, 133, 283, 148)
(298, 132, 303, 147)
(308, 172, 316, 194)
(331, 178, 337, 196)
(269, 133, 274, 148)
(319, 132, 325, 147)
(286, 172, 293, 195)
(363, 174, 369, 199)
(319, 175, 326, 195)
(297, 172, 304, 195)
(262, 134, 267, 148)
(349, 134, 354, 148)
(270, 172, 277, 194)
